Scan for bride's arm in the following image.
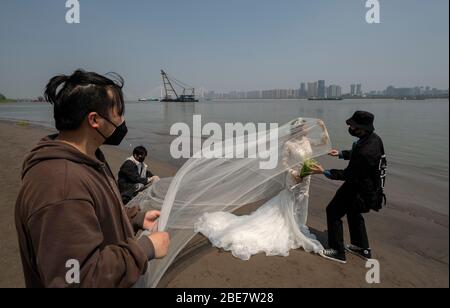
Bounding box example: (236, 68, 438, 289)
(309, 120, 331, 147)
(282, 142, 302, 185)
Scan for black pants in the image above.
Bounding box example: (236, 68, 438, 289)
(326, 183, 369, 253)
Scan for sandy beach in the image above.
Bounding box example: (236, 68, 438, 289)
(0, 120, 448, 288)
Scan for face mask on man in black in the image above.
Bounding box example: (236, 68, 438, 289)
(348, 126, 366, 138)
(96, 114, 128, 146)
(134, 154, 146, 163)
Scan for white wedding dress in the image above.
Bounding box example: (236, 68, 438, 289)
(194, 137, 324, 261)
(128, 117, 331, 286)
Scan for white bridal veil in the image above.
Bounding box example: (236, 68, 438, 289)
(127, 117, 332, 287)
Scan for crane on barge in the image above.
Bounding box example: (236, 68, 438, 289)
(160, 70, 199, 102)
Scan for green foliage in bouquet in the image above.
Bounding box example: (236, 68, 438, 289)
(300, 158, 318, 178)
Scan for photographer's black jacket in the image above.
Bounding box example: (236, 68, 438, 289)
(327, 132, 387, 212)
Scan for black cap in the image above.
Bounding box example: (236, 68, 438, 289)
(346, 111, 375, 132)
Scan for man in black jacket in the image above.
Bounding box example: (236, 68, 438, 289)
(118, 146, 160, 204)
(310, 111, 387, 264)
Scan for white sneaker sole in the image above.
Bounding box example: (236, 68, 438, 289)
(345, 245, 371, 261)
(319, 251, 347, 264)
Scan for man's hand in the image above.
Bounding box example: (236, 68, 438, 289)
(147, 176, 160, 184)
(310, 163, 325, 175)
(143, 210, 160, 231)
(328, 149, 340, 157)
(148, 232, 170, 259)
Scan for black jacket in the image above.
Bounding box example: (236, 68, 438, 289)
(328, 132, 387, 212)
(118, 160, 153, 195)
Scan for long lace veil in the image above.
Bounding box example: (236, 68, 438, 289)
(127, 117, 332, 287)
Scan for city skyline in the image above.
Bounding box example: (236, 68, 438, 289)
(204, 81, 448, 100)
(3, 78, 448, 101)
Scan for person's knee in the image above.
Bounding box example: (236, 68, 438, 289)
(349, 212, 365, 224)
(134, 183, 145, 192)
(122, 195, 131, 204)
(327, 201, 348, 220)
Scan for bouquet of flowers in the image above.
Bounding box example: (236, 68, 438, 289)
(300, 158, 318, 178)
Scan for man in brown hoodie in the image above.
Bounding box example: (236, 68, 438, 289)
(15, 70, 170, 288)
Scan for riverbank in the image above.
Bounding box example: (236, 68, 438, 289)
(0, 120, 447, 288)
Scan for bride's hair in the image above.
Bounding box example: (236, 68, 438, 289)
(290, 118, 308, 136)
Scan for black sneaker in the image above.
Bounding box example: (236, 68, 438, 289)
(319, 249, 347, 264)
(345, 244, 372, 260)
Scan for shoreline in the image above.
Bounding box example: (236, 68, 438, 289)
(0, 120, 448, 288)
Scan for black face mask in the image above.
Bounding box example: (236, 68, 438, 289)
(348, 127, 363, 138)
(96, 115, 128, 146)
(135, 155, 146, 163)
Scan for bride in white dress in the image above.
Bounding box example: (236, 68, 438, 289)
(194, 120, 325, 261)
(128, 117, 331, 286)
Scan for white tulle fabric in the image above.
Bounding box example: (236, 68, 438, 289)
(127, 118, 331, 287)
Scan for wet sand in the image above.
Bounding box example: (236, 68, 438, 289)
(0, 120, 448, 288)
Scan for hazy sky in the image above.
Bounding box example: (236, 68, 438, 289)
(1, 0, 449, 99)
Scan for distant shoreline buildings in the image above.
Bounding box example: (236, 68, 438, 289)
(205, 81, 448, 100)
(3, 83, 449, 102)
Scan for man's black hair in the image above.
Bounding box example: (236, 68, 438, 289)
(133, 146, 148, 157)
(44, 69, 125, 131)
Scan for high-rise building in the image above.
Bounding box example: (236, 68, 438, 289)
(307, 82, 318, 98)
(300, 83, 306, 98)
(350, 84, 356, 96)
(318, 80, 326, 98)
(262, 89, 272, 99)
(384, 86, 421, 97)
(287, 89, 296, 99)
(262, 89, 280, 99)
(327, 85, 342, 98)
(356, 84, 363, 96)
(385, 86, 395, 96)
(279, 89, 288, 99)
